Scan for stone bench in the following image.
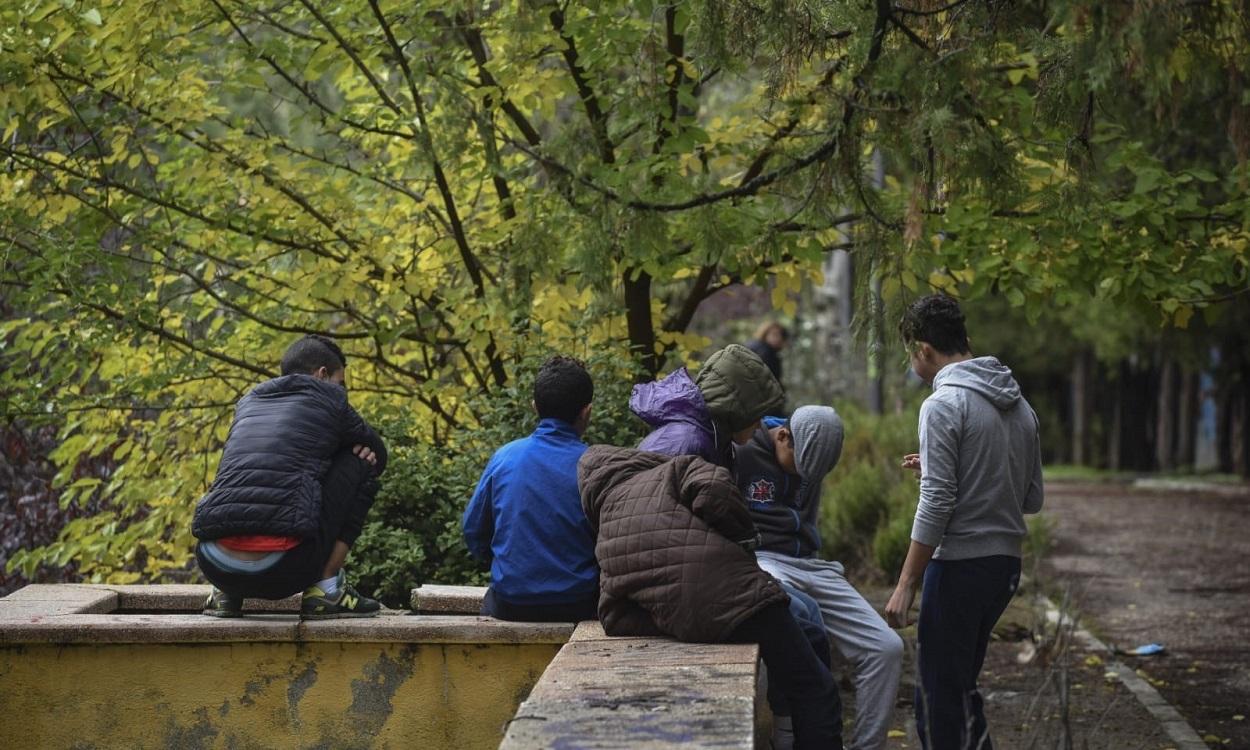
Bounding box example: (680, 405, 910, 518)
(0, 584, 568, 749)
(2, 584, 762, 748)
(501, 621, 760, 749)
(414, 584, 762, 747)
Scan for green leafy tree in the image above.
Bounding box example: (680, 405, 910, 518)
(2, 0, 1248, 582)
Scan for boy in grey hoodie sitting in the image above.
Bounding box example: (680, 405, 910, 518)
(736, 406, 903, 750)
(884, 295, 1044, 750)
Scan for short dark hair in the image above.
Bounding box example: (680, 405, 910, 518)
(899, 295, 970, 355)
(280, 335, 347, 376)
(534, 356, 593, 423)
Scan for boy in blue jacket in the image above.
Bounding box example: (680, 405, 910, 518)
(462, 356, 599, 622)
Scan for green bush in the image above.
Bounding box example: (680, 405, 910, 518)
(349, 351, 643, 608)
(818, 402, 923, 581)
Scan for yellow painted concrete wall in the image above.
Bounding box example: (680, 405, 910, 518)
(0, 641, 559, 749)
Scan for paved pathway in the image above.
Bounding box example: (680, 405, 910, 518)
(1042, 480, 1250, 749)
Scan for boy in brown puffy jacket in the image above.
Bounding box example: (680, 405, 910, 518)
(578, 445, 842, 750)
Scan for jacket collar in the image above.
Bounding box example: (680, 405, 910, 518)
(535, 417, 582, 440)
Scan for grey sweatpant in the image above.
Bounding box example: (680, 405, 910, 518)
(757, 551, 904, 750)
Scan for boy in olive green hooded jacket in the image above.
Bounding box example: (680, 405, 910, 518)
(629, 344, 785, 470)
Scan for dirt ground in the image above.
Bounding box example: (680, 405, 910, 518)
(852, 589, 1173, 750)
(1041, 481, 1250, 749)
(840, 478, 1250, 749)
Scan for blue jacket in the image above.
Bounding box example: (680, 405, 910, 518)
(462, 419, 599, 604)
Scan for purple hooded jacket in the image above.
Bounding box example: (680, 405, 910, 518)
(630, 368, 720, 465)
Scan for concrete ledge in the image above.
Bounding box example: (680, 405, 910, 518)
(0, 612, 574, 645)
(501, 623, 759, 749)
(0, 584, 118, 617)
(410, 584, 488, 614)
(100, 583, 300, 612)
(0, 583, 300, 619)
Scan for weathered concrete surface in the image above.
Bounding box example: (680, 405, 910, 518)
(0, 613, 574, 645)
(0, 640, 559, 749)
(411, 584, 488, 614)
(0, 584, 117, 617)
(100, 583, 301, 612)
(500, 621, 759, 749)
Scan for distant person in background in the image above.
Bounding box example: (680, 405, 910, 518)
(885, 294, 1044, 750)
(746, 320, 789, 382)
(462, 356, 599, 622)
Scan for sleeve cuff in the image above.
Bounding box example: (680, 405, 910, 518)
(910, 515, 946, 547)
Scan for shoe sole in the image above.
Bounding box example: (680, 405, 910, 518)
(203, 610, 244, 618)
(299, 611, 381, 620)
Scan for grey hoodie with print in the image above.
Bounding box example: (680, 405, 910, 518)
(912, 356, 1044, 560)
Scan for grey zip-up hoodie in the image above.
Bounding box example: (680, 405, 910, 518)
(913, 357, 1044, 560)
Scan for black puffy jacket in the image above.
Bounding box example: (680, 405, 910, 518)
(192, 374, 387, 540)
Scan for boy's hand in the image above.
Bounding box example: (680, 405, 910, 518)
(353, 444, 378, 467)
(884, 584, 916, 629)
(901, 453, 921, 479)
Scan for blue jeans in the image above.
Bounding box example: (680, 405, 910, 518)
(915, 555, 1021, 750)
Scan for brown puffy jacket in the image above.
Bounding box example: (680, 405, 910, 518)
(577, 445, 788, 643)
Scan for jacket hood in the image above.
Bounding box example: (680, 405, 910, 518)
(578, 445, 669, 519)
(789, 405, 844, 481)
(629, 368, 712, 430)
(933, 356, 1022, 410)
(694, 345, 785, 433)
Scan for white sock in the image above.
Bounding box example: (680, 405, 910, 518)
(316, 575, 340, 598)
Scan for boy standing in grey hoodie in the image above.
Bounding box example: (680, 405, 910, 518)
(884, 295, 1044, 750)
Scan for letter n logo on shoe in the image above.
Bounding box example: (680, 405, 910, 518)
(342, 594, 357, 610)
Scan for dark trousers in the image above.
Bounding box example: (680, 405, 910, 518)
(730, 602, 842, 750)
(915, 555, 1021, 750)
(768, 584, 832, 715)
(481, 587, 599, 622)
(196, 450, 379, 600)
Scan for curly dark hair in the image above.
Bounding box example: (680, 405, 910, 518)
(534, 355, 594, 423)
(280, 334, 347, 376)
(899, 294, 970, 355)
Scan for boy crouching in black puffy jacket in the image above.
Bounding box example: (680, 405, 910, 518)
(192, 335, 387, 619)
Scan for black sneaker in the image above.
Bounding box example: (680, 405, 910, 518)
(300, 571, 381, 619)
(203, 587, 244, 618)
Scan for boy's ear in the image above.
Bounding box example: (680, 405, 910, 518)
(579, 403, 592, 422)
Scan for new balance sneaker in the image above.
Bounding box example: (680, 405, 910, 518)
(300, 571, 381, 619)
(203, 588, 244, 618)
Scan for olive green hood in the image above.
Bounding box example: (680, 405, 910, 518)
(693, 344, 785, 433)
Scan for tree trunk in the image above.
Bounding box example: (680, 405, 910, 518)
(624, 269, 660, 380)
(1071, 351, 1090, 466)
(1155, 357, 1177, 471)
(1240, 370, 1250, 478)
(1108, 378, 1122, 472)
(1176, 368, 1197, 469)
(1113, 359, 1155, 472)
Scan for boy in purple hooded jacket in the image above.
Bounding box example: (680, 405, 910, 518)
(631, 344, 785, 469)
